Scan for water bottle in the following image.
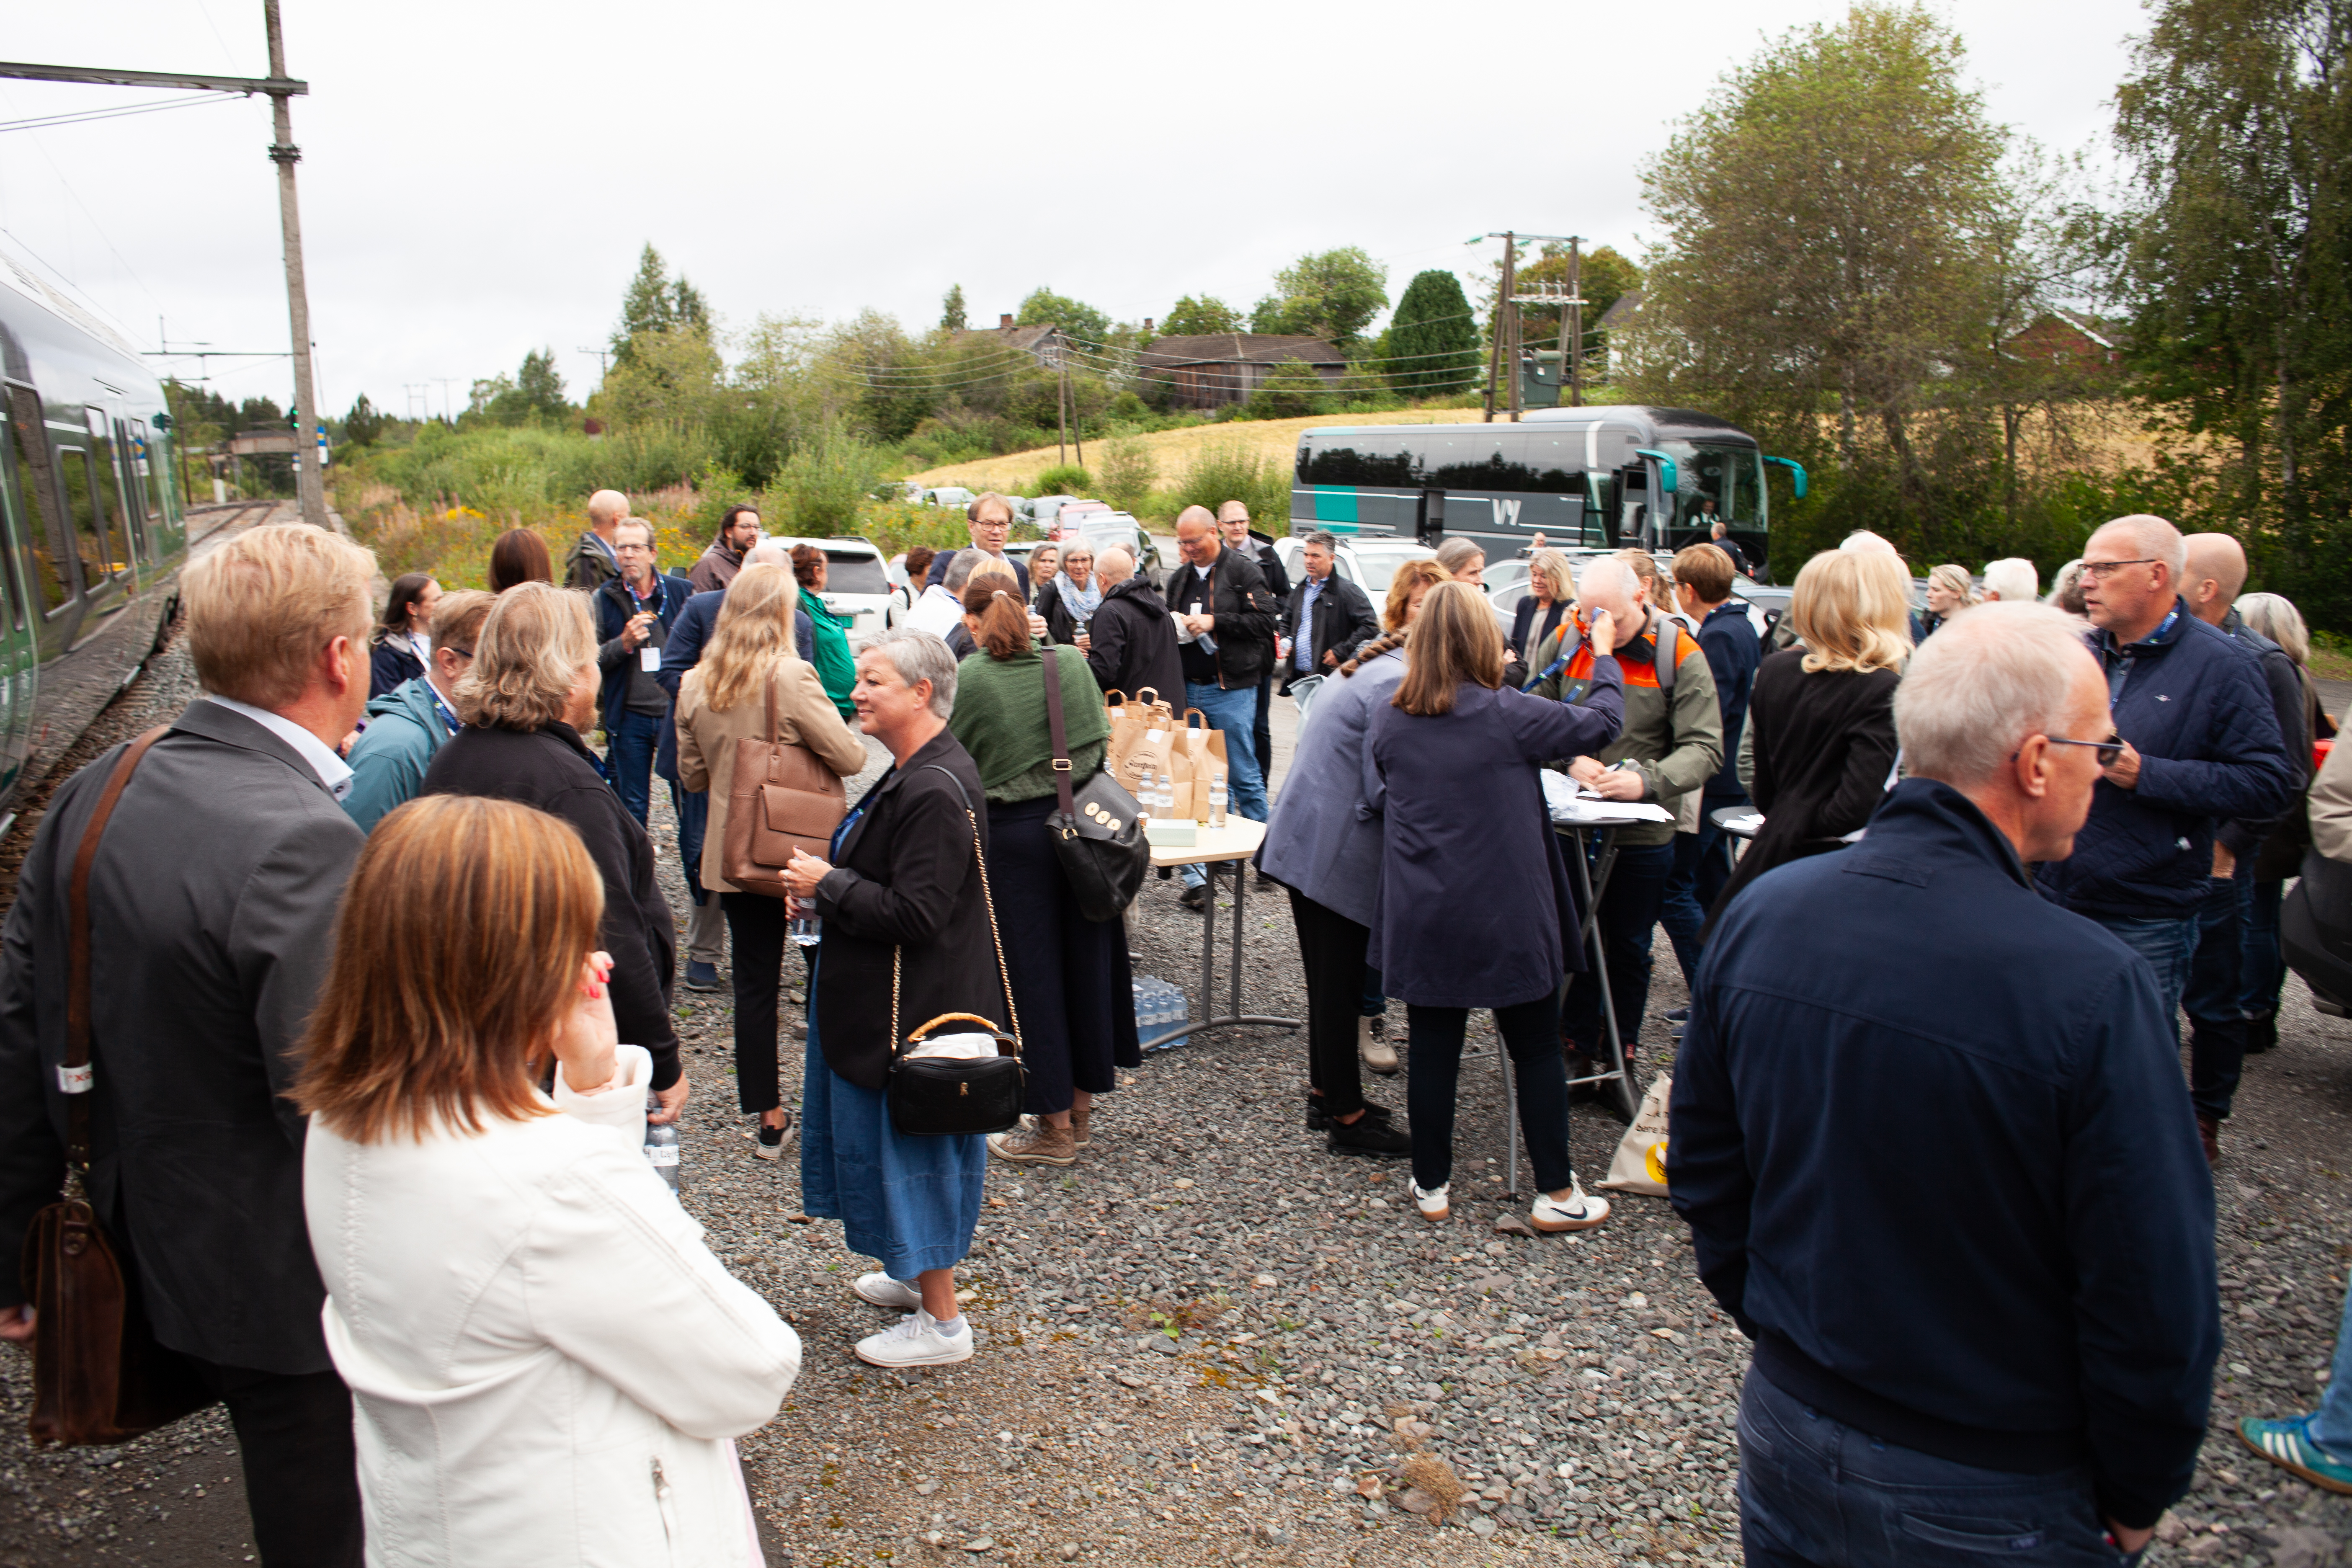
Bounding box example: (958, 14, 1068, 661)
(1209, 784, 1228, 829)
(789, 915, 822, 947)
(644, 1093, 682, 1191)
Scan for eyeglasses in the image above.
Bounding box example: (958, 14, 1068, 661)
(2077, 558, 2157, 580)
(2022, 733, 2124, 767)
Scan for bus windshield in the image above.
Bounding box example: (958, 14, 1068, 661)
(1671, 444, 1764, 534)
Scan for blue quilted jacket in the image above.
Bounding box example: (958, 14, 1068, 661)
(2035, 600, 2296, 920)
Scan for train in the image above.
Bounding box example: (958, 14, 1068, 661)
(0, 254, 195, 827)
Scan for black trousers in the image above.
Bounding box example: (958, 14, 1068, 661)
(1290, 890, 1371, 1119)
(187, 1357, 363, 1567)
(1252, 668, 1274, 790)
(722, 890, 791, 1115)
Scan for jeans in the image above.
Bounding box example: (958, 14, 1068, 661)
(1736, 1370, 2142, 1567)
(2183, 874, 2254, 1120)
(721, 891, 791, 1116)
(1292, 891, 1372, 1119)
(603, 707, 663, 825)
(2089, 912, 2200, 1037)
(1362, 967, 1386, 1019)
(1405, 993, 1576, 1195)
(2309, 1271, 2352, 1460)
(1563, 840, 1676, 1054)
(1179, 680, 1267, 887)
(2241, 877, 2287, 1020)
(1661, 813, 1740, 983)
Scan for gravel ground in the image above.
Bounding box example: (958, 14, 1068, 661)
(0, 634, 2347, 1565)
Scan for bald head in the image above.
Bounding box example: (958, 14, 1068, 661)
(586, 490, 629, 536)
(2088, 514, 2187, 578)
(1176, 506, 1219, 568)
(1094, 546, 1135, 586)
(2182, 532, 2249, 625)
(1576, 555, 1641, 624)
(1840, 530, 1899, 556)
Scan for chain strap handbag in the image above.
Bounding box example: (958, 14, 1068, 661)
(883, 766, 1027, 1137)
(21, 726, 209, 1444)
(1038, 647, 1149, 922)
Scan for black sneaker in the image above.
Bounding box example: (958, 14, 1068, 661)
(1664, 1006, 1690, 1024)
(1326, 1115, 1412, 1158)
(753, 1114, 794, 1161)
(1305, 1094, 1393, 1132)
(1179, 883, 1209, 911)
(2246, 1012, 2278, 1054)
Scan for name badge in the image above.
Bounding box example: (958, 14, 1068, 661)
(640, 645, 660, 673)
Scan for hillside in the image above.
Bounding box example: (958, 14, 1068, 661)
(900, 407, 1492, 494)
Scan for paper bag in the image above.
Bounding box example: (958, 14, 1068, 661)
(1106, 688, 1173, 781)
(1112, 707, 1176, 802)
(1172, 710, 1226, 824)
(1596, 1072, 1673, 1197)
(1166, 739, 1197, 822)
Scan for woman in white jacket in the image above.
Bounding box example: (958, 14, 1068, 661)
(296, 794, 800, 1566)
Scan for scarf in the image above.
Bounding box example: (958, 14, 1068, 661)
(1061, 573, 1102, 617)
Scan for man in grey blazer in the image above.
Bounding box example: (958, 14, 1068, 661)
(0, 523, 375, 1566)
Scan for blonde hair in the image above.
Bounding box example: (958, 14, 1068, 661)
(1790, 551, 1912, 675)
(293, 795, 601, 1142)
(1527, 549, 1571, 602)
(1383, 559, 1451, 632)
(1434, 537, 1485, 578)
(454, 582, 595, 729)
(183, 523, 376, 708)
(1927, 563, 1978, 611)
(1393, 580, 1503, 716)
(688, 563, 802, 712)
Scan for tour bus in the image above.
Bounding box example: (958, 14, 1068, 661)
(1288, 405, 1805, 579)
(0, 254, 190, 822)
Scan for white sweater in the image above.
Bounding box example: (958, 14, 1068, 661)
(304, 1051, 800, 1566)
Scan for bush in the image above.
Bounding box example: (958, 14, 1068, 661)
(1174, 444, 1289, 527)
(774, 420, 888, 535)
(1246, 358, 1332, 420)
(1034, 462, 1091, 496)
(1097, 438, 1158, 515)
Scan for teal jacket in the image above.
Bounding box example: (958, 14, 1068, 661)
(343, 678, 459, 833)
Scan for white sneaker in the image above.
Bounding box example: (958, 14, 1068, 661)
(851, 1272, 923, 1310)
(855, 1308, 975, 1368)
(1358, 1017, 1399, 1075)
(1531, 1181, 1610, 1234)
(1412, 1181, 1450, 1222)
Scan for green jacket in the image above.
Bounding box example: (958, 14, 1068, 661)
(947, 645, 1109, 804)
(805, 598, 858, 720)
(343, 677, 457, 833)
(1532, 611, 1725, 847)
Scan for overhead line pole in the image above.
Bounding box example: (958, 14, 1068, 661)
(262, 2, 326, 527)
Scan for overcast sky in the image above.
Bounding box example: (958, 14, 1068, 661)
(3, 0, 2149, 423)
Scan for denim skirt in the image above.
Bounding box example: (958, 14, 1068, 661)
(798, 968, 986, 1281)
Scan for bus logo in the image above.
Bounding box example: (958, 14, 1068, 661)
(1491, 498, 1522, 529)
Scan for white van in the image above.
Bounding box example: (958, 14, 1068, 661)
(769, 536, 896, 647)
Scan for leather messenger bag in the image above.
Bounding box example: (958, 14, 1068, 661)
(721, 670, 849, 897)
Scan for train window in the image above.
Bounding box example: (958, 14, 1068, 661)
(86, 416, 132, 575)
(3, 388, 70, 612)
(131, 419, 165, 527)
(56, 446, 106, 593)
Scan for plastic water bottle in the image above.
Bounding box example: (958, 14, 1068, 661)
(1209, 784, 1228, 829)
(789, 915, 822, 946)
(644, 1093, 682, 1191)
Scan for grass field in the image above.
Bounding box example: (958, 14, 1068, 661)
(901, 408, 1493, 494)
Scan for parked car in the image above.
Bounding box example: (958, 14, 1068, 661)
(923, 486, 977, 511)
(1028, 495, 1078, 528)
(1073, 511, 1158, 577)
(1269, 535, 1438, 601)
(773, 536, 895, 645)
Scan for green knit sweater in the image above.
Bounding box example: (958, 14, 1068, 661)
(948, 644, 1110, 803)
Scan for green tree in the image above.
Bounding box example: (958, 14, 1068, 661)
(941, 284, 968, 332)
(2111, 0, 2352, 624)
(1161, 295, 1242, 336)
(1016, 287, 1113, 348)
(1385, 269, 1482, 395)
(1248, 248, 1388, 347)
(1630, 2, 2012, 534)
(342, 393, 386, 448)
(1097, 437, 1158, 514)
(1493, 245, 1645, 374)
(611, 244, 712, 367)
(514, 348, 567, 419)
(1246, 358, 1333, 419)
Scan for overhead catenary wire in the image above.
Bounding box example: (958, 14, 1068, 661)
(0, 91, 236, 135)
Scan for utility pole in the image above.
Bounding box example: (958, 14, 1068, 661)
(1056, 351, 1069, 465)
(1065, 340, 1084, 469)
(1483, 232, 1514, 423)
(435, 378, 459, 424)
(1567, 237, 1585, 408)
(577, 345, 610, 385)
(263, 1, 325, 528)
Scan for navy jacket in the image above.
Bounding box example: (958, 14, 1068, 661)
(1673, 780, 2218, 1529)
(925, 547, 1029, 598)
(2212, 607, 2309, 861)
(1693, 600, 1759, 802)
(369, 633, 426, 700)
(655, 587, 815, 782)
(592, 570, 691, 735)
(1363, 671, 1623, 1008)
(2035, 600, 2296, 920)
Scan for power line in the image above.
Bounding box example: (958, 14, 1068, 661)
(0, 91, 233, 134)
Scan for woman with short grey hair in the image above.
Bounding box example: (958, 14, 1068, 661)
(2234, 591, 2334, 1053)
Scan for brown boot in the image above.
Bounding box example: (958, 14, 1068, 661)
(988, 1119, 1077, 1166)
(2196, 1114, 2221, 1168)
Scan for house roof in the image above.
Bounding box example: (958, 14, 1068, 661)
(2045, 307, 2118, 351)
(1595, 291, 1643, 332)
(1137, 333, 1344, 367)
(949, 323, 1063, 355)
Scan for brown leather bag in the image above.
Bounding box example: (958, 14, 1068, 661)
(720, 668, 848, 897)
(21, 726, 209, 1444)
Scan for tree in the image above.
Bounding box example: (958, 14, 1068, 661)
(941, 284, 968, 333)
(1161, 295, 1242, 337)
(1248, 248, 1388, 347)
(343, 393, 386, 448)
(611, 244, 712, 367)
(1492, 245, 1645, 374)
(1630, 2, 2012, 534)
(1384, 270, 1482, 395)
(514, 348, 567, 419)
(1097, 437, 1158, 515)
(1016, 287, 1112, 348)
(1246, 358, 1333, 419)
(2111, 0, 2352, 624)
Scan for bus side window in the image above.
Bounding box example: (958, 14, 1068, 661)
(3, 387, 72, 612)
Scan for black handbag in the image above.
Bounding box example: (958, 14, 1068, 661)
(1039, 647, 1150, 922)
(884, 767, 1028, 1137)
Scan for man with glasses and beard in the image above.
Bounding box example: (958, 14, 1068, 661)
(2033, 514, 2295, 1165)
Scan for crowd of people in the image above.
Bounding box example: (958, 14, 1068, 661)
(0, 488, 2347, 1565)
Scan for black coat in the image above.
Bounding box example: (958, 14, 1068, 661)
(1159, 545, 1278, 689)
(1279, 572, 1380, 693)
(1034, 578, 1081, 647)
(1245, 532, 1292, 613)
(420, 723, 680, 1084)
(370, 633, 426, 699)
(1508, 596, 1571, 661)
(1084, 576, 1185, 707)
(1710, 651, 1900, 922)
(0, 701, 365, 1372)
(811, 730, 1007, 1092)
